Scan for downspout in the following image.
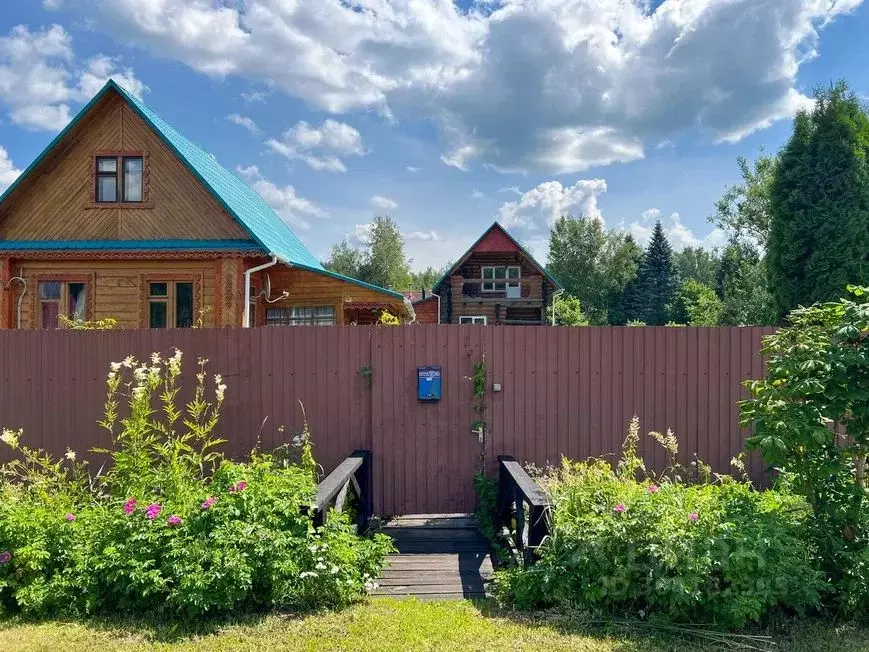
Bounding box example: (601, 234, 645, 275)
(429, 291, 442, 324)
(243, 256, 280, 327)
(2, 276, 26, 330)
(551, 288, 565, 326)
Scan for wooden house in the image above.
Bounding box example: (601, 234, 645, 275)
(0, 81, 412, 329)
(430, 223, 561, 325)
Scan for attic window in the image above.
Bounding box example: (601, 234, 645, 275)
(94, 154, 144, 203)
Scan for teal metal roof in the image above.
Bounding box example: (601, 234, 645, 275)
(0, 239, 261, 251)
(111, 82, 324, 270)
(0, 81, 407, 301)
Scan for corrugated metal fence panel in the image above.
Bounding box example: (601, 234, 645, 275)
(0, 326, 774, 514)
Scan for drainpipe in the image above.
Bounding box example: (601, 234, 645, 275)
(550, 288, 565, 326)
(429, 291, 442, 324)
(2, 276, 26, 330)
(243, 256, 280, 327)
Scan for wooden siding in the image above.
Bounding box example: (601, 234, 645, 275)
(0, 326, 773, 514)
(412, 296, 439, 324)
(253, 265, 408, 325)
(0, 91, 250, 242)
(12, 258, 219, 328)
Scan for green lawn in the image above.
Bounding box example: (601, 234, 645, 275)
(0, 599, 865, 652)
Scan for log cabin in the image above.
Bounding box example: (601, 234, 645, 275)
(0, 81, 412, 329)
(429, 223, 562, 325)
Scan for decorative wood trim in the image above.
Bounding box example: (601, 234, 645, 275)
(31, 273, 94, 328)
(1, 257, 11, 329)
(1, 249, 265, 261)
(138, 272, 203, 328)
(85, 201, 156, 210)
(214, 258, 223, 326)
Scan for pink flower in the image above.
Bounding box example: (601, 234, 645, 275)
(65, 513, 76, 522)
(688, 512, 699, 522)
(201, 496, 216, 510)
(145, 503, 162, 520)
(613, 504, 626, 513)
(167, 515, 182, 527)
(123, 498, 137, 515)
(647, 485, 660, 494)
(0, 551, 11, 565)
(228, 481, 247, 493)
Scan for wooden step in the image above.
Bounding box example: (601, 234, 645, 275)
(373, 552, 493, 600)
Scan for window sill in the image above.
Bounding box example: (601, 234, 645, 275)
(85, 202, 155, 210)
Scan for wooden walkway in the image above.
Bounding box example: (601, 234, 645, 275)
(373, 514, 493, 600)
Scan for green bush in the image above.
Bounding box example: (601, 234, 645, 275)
(495, 420, 824, 628)
(0, 350, 392, 617)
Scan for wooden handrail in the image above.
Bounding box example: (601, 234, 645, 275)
(312, 450, 373, 535)
(496, 455, 550, 565)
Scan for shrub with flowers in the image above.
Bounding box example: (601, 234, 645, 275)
(493, 417, 824, 628)
(0, 350, 393, 617)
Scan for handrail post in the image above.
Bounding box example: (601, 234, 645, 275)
(353, 449, 373, 534)
(496, 454, 514, 529)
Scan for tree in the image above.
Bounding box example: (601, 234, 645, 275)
(359, 216, 412, 290)
(324, 240, 365, 278)
(547, 216, 640, 325)
(716, 238, 775, 326)
(669, 279, 722, 326)
(409, 266, 444, 291)
(673, 247, 718, 287)
(741, 287, 869, 615)
(551, 294, 588, 326)
(625, 221, 679, 326)
(768, 81, 869, 320)
(710, 152, 777, 247)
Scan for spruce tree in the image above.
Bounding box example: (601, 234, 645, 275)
(768, 81, 869, 319)
(627, 221, 679, 325)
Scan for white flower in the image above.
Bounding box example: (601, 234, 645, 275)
(330, 566, 339, 575)
(214, 374, 222, 385)
(64, 449, 76, 462)
(309, 544, 319, 553)
(300, 571, 318, 579)
(150, 352, 162, 365)
(110, 362, 122, 372)
(0, 429, 20, 448)
(122, 356, 135, 369)
(292, 435, 303, 447)
(315, 562, 327, 571)
(107, 371, 117, 381)
(133, 366, 148, 382)
(364, 580, 379, 593)
(132, 386, 147, 398)
(215, 383, 227, 402)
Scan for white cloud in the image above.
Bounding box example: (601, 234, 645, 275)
(625, 210, 727, 252)
(236, 165, 326, 229)
(348, 222, 374, 246)
(498, 179, 607, 230)
(240, 90, 267, 105)
(43, 0, 63, 8)
(0, 25, 146, 131)
(471, 189, 484, 199)
(370, 195, 398, 210)
(406, 166, 421, 173)
(404, 230, 440, 242)
(0, 146, 21, 194)
(266, 119, 365, 172)
(227, 113, 261, 136)
(67, 0, 860, 173)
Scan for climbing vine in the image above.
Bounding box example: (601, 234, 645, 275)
(358, 364, 373, 389)
(467, 354, 488, 473)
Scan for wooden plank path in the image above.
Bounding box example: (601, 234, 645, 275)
(373, 514, 493, 600)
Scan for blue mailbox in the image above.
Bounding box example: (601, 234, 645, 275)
(418, 366, 442, 401)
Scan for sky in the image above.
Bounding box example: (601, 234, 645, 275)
(1, 0, 868, 272)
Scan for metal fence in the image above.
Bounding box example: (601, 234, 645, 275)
(0, 325, 774, 514)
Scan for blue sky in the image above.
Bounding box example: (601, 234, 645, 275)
(1, 0, 868, 271)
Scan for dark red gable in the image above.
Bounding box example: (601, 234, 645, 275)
(473, 225, 521, 253)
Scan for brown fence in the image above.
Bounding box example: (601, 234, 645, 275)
(0, 326, 774, 515)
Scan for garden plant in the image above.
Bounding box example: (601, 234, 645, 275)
(0, 349, 393, 617)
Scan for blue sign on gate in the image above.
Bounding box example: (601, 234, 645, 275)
(417, 366, 442, 401)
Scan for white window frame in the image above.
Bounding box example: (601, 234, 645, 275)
(482, 266, 521, 292)
(265, 305, 337, 326)
(459, 316, 487, 325)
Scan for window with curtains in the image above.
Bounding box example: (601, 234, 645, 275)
(38, 281, 86, 329)
(147, 281, 194, 328)
(265, 306, 336, 326)
(95, 154, 144, 203)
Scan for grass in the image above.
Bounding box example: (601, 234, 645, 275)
(0, 599, 867, 652)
